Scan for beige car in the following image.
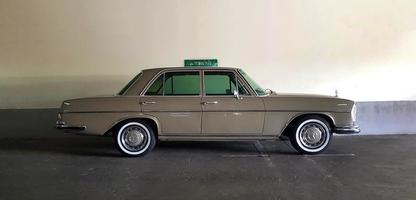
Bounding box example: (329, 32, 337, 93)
(56, 67, 359, 156)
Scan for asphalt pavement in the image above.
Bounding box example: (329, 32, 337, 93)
(0, 109, 415, 200)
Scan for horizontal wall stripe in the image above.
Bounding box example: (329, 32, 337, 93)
(1, 101, 415, 135)
(64, 110, 348, 114)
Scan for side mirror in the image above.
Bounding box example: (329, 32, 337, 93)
(233, 90, 242, 100)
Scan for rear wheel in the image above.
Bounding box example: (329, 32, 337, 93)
(289, 116, 332, 154)
(114, 120, 156, 157)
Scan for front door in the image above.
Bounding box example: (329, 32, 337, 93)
(201, 71, 265, 135)
(140, 70, 202, 135)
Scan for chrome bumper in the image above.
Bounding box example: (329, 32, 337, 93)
(56, 124, 86, 131)
(56, 113, 86, 131)
(335, 125, 360, 134)
(56, 122, 86, 131)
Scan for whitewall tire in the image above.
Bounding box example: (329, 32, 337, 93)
(289, 116, 332, 154)
(114, 121, 156, 157)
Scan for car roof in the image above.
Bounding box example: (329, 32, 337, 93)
(123, 66, 243, 96)
(141, 67, 241, 73)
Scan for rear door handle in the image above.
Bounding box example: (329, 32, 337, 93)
(201, 101, 218, 105)
(139, 101, 156, 105)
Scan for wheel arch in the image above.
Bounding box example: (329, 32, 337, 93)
(107, 115, 161, 137)
(281, 113, 335, 136)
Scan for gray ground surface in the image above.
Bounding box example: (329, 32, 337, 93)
(0, 109, 415, 200)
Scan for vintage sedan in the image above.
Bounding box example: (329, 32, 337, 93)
(56, 67, 359, 156)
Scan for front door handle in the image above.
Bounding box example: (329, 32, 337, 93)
(139, 101, 156, 105)
(201, 101, 218, 105)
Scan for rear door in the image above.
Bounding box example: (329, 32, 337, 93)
(201, 70, 265, 135)
(140, 70, 202, 135)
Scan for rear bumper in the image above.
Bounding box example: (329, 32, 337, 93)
(56, 124, 86, 131)
(56, 113, 86, 131)
(335, 125, 360, 134)
(56, 121, 86, 131)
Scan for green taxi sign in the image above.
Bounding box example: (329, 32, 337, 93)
(184, 59, 218, 67)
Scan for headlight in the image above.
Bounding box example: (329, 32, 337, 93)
(351, 104, 357, 122)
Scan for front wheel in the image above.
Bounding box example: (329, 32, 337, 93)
(289, 116, 332, 154)
(114, 121, 156, 157)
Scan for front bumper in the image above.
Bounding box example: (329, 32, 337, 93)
(335, 125, 360, 134)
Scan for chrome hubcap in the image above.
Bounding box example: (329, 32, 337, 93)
(299, 123, 327, 149)
(121, 126, 148, 152)
(303, 127, 322, 144)
(125, 130, 144, 146)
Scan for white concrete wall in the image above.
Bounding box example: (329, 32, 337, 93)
(1, 0, 416, 108)
(356, 101, 416, 134)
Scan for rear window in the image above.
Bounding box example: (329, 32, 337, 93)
(118, 72, 142, 95)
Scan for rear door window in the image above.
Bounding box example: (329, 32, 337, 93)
(145, 71, 200, 96)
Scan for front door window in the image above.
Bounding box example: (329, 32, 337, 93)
(204, 72, 249, 96)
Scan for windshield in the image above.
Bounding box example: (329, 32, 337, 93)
(238, 69, 267, 96)
(118, 72, 142, 95)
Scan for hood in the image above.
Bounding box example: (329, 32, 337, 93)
(263, 92, 355, 113)
(268, 92, 336, 99)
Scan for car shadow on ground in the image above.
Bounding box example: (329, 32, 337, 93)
(156, 140, 298, 155)
(0, 135, 299, 157)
